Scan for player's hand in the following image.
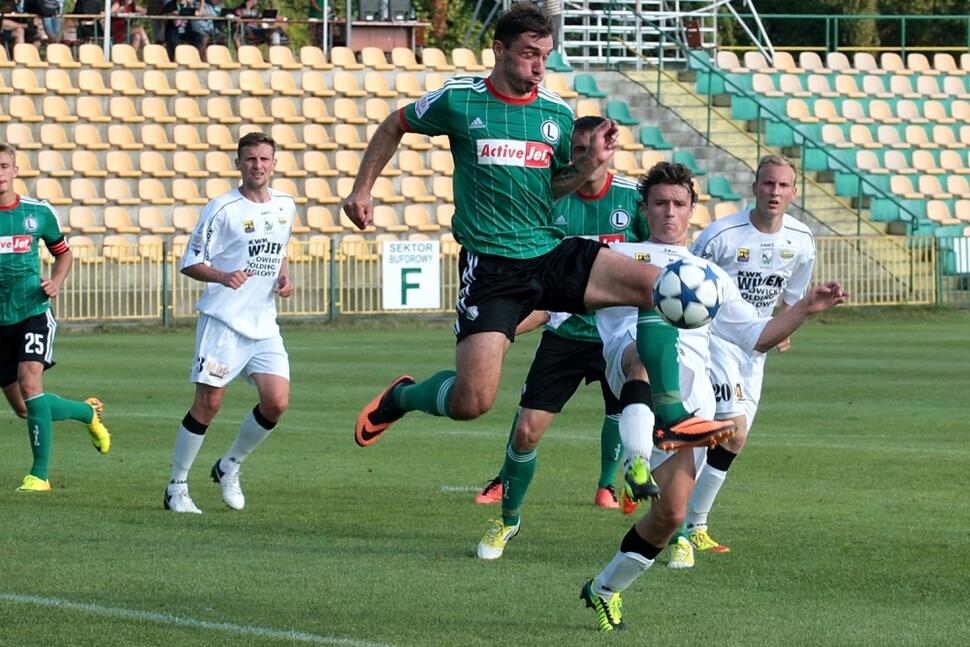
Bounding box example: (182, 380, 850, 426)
(775, 337, 791, 353)
(341, 190, 374, 230)
(274, 273, 293, 298)
(587, 119, 619, 166)
(220, 269, 250, 289)
(40, 278, 62, 298)
(805, 281, 847, 313)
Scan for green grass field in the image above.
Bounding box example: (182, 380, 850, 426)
(1, 310, 968, 646)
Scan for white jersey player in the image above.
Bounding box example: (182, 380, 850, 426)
(165, 132, 296, 514)
(581, 161, 845, 633)
(684, 154, 816, 554)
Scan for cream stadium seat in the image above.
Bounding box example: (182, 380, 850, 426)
(334, 97, 368, 124)
(206, 178, 233, 199)
(238, 45, 272, 70)
(398, 150, 433, 177)
(391, 47, 423, 71)
(302, 124, 338, 151)
(79, 96, 114, 123)
(271, 178, 308, 205)
(45, 123, 80, 150)
(108, 124, 144, 151)
(12, 68, 45, 95)
(68, 207, 105, 232)
(103, 178, 141, 206)
(14, 43, 47, 68)
(303, 150, 337, 177)
(104, 207, 141, 233)
(174, 97, 209, 124)
(364, 72, 397, 98)
(240, 97, 273, 124)
(452, 47, 485, 71)
(175, 44, 209, 70)
(926, 200, 960, 225)
(46, 43, 80, 69)
(141, 97, 176, 124)
(173, 125, 209, 151)
(142, 45, 176, 69)
(421, 47, 455, 71)
(269, 124, 306, 151)
(361, 47, 393, 71)
(334, 124, 368, 150)
(270, 70, 303, 97)
(39, 150, 72, 178)
(138, 151, 176, 178)
(206, 45, 241, 70)
(299, 46, 333, 70)
(141, 124, 177, 151)
(403, 204, 441, 232)
(45, 69, 80, 96)
(239, 70, 273, 96)
(333, 71, 367, 98)
(303, 97, 336, 124)
(173, 207, 199, 233)
(79, 44, 113, 69)
(918, 176, 952, 200)
(172, 179, 206, 205)
(402, 177, 434, 204)
(306, 206, 344, 233)
(112, 43, 145, 69)
(853, 52, 882, 75)
(175, 70, 210, 97)
(275, 150, 307, 178)
(330, 46, 364, 70)
(78, 69, 112, 96)
(305, 178, 342, 205)
(206, 97, 242, 125)
(302, 72, 336, 98)
(208, 70, 242, 96)
(104, 150, 140, 178)
(395, 72, 424, 98)
(5, 123, 41, 150)
(424, 72, 446, 92)
(10, 96, 42, 123)
(172, 151, 207, 178)
(139, 180, 176, 207)
(111, 69, 147, 96)
(70, 178, 107, 206)
(204, 151, 237, 178)
(432, 176, 454, 203)
(269, 45, 302, 70)
(373, 205, 409, 233)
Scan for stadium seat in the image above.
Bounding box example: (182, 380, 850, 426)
(391, 47, 423, 71)
(268, 45, 302, 70)
(172, 179, 206, 205)
(933, 53, 961, 76)
(918, 176, 952, 200)
(68, 207, 105, 232)
(238, 45, 271, 70)
(173, 125, 209, 151)
(606, 100, 638, 126)
(639, 126, 673, 150)
(141, 124, 177, 151)
(798, 51, 829, 73)
(138, 97, 173, 124)
(743, 51, 770, 71)
(103, 150, 139, 179)
(305, 178, 341, 205)
(926, 200, 961, 225)
(689, 202, 712, 229)
(403, 204, 440, 232)
(373, 206, 409, 233)
(361, 46, 393, 70)
(267, 71, 301, 97)
(138, 150, 176, 179)
(432, 176, 454, 203)
(104, 207, 141, 234)
(269, 124, 307, 151)
(208, 70, 242, 96)
(547, 50, 572, 72)
(365, 97, 392, 124)
(14, 43, 47, 68)
(394, 72, 424, 98)
(137, 234, 166, 261)
(334, 124, 368, 150)
(108, 124, 144, 151)
(398, 150, 433, 177)
(906, 53, 934, 76)
(401, 177, 434, 204)
(12, 68, 45, 95)
(103, 178, 141, 206)
(612, 151, 646, 177)
(544, 73, 577, 99)
(333, 72, 367, 98)
(421, 47, 455, 71)
(267, 97, 303, 125)
(5, 123, 41, 150)
(481, 48, 495, 69)
(330, 46, 364, 70)
(575, 99, 602, 118)
(923, 100, 953, 125)
(46, 43, 80, 69)
(111, 69, 148, 96)
(853, 52, 883, 75)
(48, 124, 82, 150)
(299, 46, 333, 70)
(69, 178, 106, 206)
(272, 178, 308, 204)
(888, 75, 919, 99)
(706, 175, 742, 201)
(302, 73, 336, 98)
(574, 73, 606, 98)
(672, 150, 707, 175)
(834, 74, 865, 98)
(274, 150, 306, 178)
(890, 175, 921, 199)
(204, 151, 236, 178)
(172, 151, 206, 178)
(36, 150, 71, 179)
(175, 44, 208, 70)
(172, 207, 199, 233)
(302, 124, 338, 150)
(45, 69, 80, 96)
(206, 178, 233, 199)
(172, 97, 207, 125)
(111, 44, 144, 70)
(10, 96, 42, 123)
(941, 150, 970, 175)
(201, 97, 239, 125)
(239, 70, 273, 96)
(175, 70, 210, 97)
(68, 235, 105, 263)
(880, 52, 910, 76)
(436, 203, 454, 228)
(615, 126, 643, 151)
(207, 45, 241, 70)
(452, 47, 485, 71)
(715, 51, 745, 72)
(102, 234, 142, 263)
(430, 150, 454, 176)
(424, 73, 446, 92)
(334, 97, 368, 125)
(805, 74, 838, 97)
(364, 72, 397, 98)
(307, 234, 333, 259)
(240, 97, 273, 124)
(78, 44, 113, 69)
(142, 44, 176, 70)
(778, 74, 810, 97)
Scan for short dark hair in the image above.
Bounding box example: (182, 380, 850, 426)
(494, 2, 553, 47)
(638, 161, 698, 205)
(237, 131, 276, 159)
(573, 115, 606, 137)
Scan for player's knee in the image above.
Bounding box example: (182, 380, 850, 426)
(449, 395, 492, 421)
(512, 424, 542, 451)
(13, 406, 27, 419)
(652, 500, 686, 532)
(259, 396, 288, 421)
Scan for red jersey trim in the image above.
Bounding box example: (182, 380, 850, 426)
(0, 195, 22, 211)
(398, 108, 412, 132)
(485, 77, 538, 105)
(577, 173, 614, 201)
(48, 238, 69, 256)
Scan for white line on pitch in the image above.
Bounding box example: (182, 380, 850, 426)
(0, 593, 396, 647)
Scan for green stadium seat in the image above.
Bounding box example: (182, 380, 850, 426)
(706, 175, 742, 201)
(574, 73, 606, 98)
(639, 126, 673, 150)
(673, 150, 707, 176)
(547, 50, 572, 73)
(605, 100, 638, 126)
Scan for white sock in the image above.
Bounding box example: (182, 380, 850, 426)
(593, 551, 654, 596)
(170, 425, 205, 484)
(222, 409, 274, 471)
(619, 402, 655, 464)
(686, 466, 727, 530)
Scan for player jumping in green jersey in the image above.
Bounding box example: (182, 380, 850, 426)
(0, 142, 110, 493)
(342, 3, 734, 460)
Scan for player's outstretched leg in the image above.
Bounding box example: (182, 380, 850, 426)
(580, 580, 626, 632)
(620, 455, 660, 515)
(354, 375, 416, 447)
(667, 528, 695, 569)
(475, 475, 503, 504)
(689, 526, 731, 553)
(477, 518, 520, 560)
(84, 397, 111, 454)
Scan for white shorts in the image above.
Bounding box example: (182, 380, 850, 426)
(603, 333, 715, 479)
(709, 335, 765, 428)
(190, 314, 289, 388)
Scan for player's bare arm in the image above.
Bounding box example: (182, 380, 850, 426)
(181, 262, 250, 289)
(342, 112, 407, 230)
(41, 247, 72, 298)
(515, 310, 551, 335)
(274, 258, 293, 298)
(773, 301, 793, 352)
(552, 120, 619, 199)
(754, 281, 846, 352)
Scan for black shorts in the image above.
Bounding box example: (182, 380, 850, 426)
(519, 329, 621, 415)
(0, 311, 57, 387)
(454, 237, 604, 342)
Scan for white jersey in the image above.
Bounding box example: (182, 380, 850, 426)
(691, 209, 815, 317)
(595, 242, 771, 398)
(182, 188, 295, 339)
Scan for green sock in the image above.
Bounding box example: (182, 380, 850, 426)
(25, 393, 53, 481)
(636, 310, 691, 426)
(500, 422, 535, 526)
(393, 370, 456, 417)
(669, 523, 689, 546)
(598, 414, 622, 488)
(46, 393, 94, 424)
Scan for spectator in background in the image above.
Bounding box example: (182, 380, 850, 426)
(162, 0, 205, 58)
(25, 0, 64, 43)
(146, 0, 166, 44)
(194, 0, 225, 46)
(308, 0, 322, 47)
(72, 0, 104, 43)
(232, 0, 286, 48)
(111, 0, 149, 49)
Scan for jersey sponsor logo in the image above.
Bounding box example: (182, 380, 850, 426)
(465, 305, 479, 321)
(476, 139, 552, 168)
(243, 220, 255, 233)
(264, 220, 274, 232)
(540, 119, 561, 144)
(599, 233, 626, 244)
(206, 358, 231, 378)
(469, 116, 486, 129)
(554, 214, 567, 225)
(22, 216, 39, 232)
(0, 235, 32, 254)
(736, 247, 750, 263)
(415, 94, 431, 118)
(610, 209, 631, 229)
(761, 251, 773, 266)
(780, 250, 795, 262)
(634, 252, 651, 262)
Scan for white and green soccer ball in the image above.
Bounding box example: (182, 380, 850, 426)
(653, 258, 722, 329)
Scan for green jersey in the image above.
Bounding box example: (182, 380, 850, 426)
(0, 196, 66, 326)
(547, 173, 647, 342)
(402, 76, 574, 259)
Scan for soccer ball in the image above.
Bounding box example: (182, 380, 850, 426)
(652, 258, 722, 329)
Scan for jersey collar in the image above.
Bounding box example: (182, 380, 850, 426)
(0, 194, 21, 211)
(577, 172, 614, 201)
(485, 77, 538, 105)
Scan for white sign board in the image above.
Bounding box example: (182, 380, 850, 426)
(381, 240, 441, 309)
